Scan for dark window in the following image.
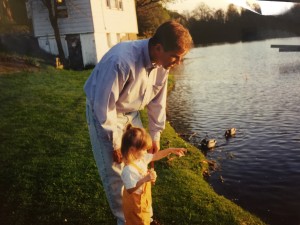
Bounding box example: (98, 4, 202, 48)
(55, 0, 68, 18)
(106, 0, 111, 8)
(106, 0, 123, 10)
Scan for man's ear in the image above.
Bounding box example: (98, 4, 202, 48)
(150, 43, 164, 63)
(154, 43, 164, 53)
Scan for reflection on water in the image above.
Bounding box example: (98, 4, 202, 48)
(167, 37, 300, 225)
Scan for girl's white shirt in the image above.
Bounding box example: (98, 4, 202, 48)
(121, 153, 153, 194)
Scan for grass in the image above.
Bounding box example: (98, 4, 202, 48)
(0, 65, 266, 225)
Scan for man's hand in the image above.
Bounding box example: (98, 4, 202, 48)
(150, 141, 160, 154)
(112, 149, 122, 164)
(149, 141, 160, 170)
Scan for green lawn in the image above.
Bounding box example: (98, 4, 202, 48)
(0, 66, 266, 225)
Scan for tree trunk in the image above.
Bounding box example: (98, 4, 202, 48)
(43, 0, 66, 66)
(0, 0, 15, 24)
(49, 16, 66, 66)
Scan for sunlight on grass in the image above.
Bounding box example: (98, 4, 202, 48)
(0, 67, 265, 225)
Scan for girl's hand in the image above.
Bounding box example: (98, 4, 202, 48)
(170, 148, 187, 157)
(144, 170, 157, 183)
(149, 169, 157, 182)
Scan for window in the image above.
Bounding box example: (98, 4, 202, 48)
(118, 0, 123, 10)
(106, 0, 123, 10)
(116, 33, 121, 43)
(106, 33, 112, 48)
(106, 0, 110, 8)
(55, 0, 68, 18)
(56, 0, 65, 6)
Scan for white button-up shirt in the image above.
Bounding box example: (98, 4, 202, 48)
(84, 39, 169, 149)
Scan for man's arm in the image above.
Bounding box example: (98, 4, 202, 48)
(92, 60, 129, 150)
(147, 73, 169, 149)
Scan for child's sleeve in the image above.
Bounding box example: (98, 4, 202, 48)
(121, 166, 139, 190)
(145, 153, 154, 164)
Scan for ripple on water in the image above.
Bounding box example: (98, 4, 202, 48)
(167, 38, 300, 225)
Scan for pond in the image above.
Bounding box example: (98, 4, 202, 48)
(167, 37, 300, 225)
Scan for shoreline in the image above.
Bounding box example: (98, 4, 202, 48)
(142, 74, 267, 224)
(0, 66, 266, 225)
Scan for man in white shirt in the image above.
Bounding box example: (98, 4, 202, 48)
(84, 20, 193, 225)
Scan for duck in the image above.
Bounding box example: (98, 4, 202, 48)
(200, 138, 217, 149)
(225, 128, 236, 138)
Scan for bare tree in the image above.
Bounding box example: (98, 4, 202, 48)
(136, 2, 171, 36)
(226, 4, 240, 22)
(136, 0, 167, 8)
(191, 3, 214, 21)
(214, 9, 226, 24)
(41, 0, 66, 65)
(0, 0, 14, 24)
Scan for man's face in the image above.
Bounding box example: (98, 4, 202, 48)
(155, 45, 188, 70)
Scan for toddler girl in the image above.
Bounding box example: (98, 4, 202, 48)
(121, 124, 186, 225)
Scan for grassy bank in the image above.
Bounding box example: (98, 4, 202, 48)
(0, 66, 266, 225)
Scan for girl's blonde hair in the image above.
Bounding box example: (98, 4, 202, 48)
(121, 124, 152, 163)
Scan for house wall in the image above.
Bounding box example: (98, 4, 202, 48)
(37, 35, 69, 56)
(31, 0, 98, 66)
(90, 0, 138, 34)
(90, 0, 138, 61)
(93, 32, 137, 62)
(93, 32, 109, 62)
(31, 0, 94, 37)
(103, 0, 138, 34)
(30, 0, 138, 67)
(37, 34, 97, 66)
(80, 33, 97, 65)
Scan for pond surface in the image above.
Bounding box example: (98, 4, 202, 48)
(167, 37, 300, 225)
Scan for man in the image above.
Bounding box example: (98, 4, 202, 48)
(84, 20, 193, 225)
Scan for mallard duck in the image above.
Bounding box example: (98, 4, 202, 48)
(200, 138, 217, 149)
(225, 128, 236, 138)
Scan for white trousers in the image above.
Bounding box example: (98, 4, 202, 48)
(86, 99, 143, 225)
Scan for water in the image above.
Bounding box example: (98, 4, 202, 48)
(167, 37, 300, 225)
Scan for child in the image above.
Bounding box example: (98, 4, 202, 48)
(121, 124, 186, 225)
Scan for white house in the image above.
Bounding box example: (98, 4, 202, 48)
(26, 0, 138, 69)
